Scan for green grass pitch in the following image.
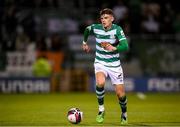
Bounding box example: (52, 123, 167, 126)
(0, 92, 180, 126)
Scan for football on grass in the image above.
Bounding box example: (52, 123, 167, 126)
(67, 108, 83, 124)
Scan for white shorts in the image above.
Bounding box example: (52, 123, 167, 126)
(94, 63, 124, 85)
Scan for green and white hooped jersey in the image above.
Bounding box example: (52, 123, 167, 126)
(87, 24, 127, 68)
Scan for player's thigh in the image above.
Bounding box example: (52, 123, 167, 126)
(95, 72, 106, 87)
(108, 67, 124, 85)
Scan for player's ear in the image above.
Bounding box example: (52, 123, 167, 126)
(111, 16, 114, 22)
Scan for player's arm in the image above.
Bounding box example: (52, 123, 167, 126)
(82, 26, 92, 52)
(103, 40, 128, 52)
(115, 27, 129, 52)
(104, 27, 129, 52)
(116, 39, 129, 52)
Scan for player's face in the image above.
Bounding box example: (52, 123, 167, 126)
(100, 14, 114, 29)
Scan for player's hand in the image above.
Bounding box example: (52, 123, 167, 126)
(82, 43, 90, 53)
(101, 42, 116, 51)
(101, 42, 110, 48)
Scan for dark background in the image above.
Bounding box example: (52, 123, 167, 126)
(0, 0, 180, 92)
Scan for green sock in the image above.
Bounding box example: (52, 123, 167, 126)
(119, 96, 127, 113)
(96, 86, 105, 105)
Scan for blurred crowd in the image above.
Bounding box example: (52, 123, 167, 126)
(0, 0, 180, 77)
(0, 0, 180, 52)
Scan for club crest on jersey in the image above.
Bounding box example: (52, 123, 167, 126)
(110, 34, 115, 39)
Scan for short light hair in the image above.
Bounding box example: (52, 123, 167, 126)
(100, 8, 114, 17)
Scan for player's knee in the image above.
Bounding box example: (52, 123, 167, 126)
(96, 80, 105, 87)
(117, 91, 126, 98)
(115, 85, 126, 97)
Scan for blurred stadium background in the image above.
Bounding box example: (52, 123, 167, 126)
(0, 0, 179, 93)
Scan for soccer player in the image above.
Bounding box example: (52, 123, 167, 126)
(82, 8, 129, 125)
